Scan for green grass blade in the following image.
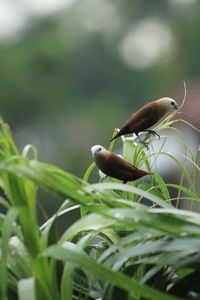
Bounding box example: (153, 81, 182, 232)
(59, 213, 118, 244)
(82, 162, 96, 183)
(42, 242, 184, 300)
(0, 207, 18, 300)
(18, 278, 36, 300)
(87, 183, 173, 208)
(61, 263, 75, 300)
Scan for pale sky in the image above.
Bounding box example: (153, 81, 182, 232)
(0, 0, 196, 69)
(0, 0, 76, 40)
(0, 0, 196, 41)
(119, 19, 173, 69)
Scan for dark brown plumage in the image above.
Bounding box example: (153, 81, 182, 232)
(110, 97, 178, 143)
(91, 145, 154, 183)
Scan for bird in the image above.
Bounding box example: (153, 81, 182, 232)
(91, 145, 154, 184)
(110, 97, 179, 146)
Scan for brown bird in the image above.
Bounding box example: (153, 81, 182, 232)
(91, 145, 154, 183)
(110, 97, 179, 146)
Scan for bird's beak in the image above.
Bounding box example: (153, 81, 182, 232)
(91, 146, 98, 155)
(174, 103, 179, 110)
(91, 147, 95, 155)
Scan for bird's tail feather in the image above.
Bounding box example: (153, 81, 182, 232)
(110, 127, 128, 142)
(137, 169, 154, 178)
(110, 131, 122, 142)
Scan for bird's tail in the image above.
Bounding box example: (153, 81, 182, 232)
(110, 131, 122, 142)
(137, 169, 154, 178)
(110, 126, 128, 142)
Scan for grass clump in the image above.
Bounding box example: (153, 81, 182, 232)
(0, 111, 199, 300)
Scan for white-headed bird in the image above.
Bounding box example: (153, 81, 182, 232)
(110, 97, 179, 145)
(91, 145, 154, 184)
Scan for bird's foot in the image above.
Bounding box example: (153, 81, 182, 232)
(137, 134, 150, 150)
(136, 134, 150, 150)
(138, 140, 149, 150)
(144, 130, 160, 139)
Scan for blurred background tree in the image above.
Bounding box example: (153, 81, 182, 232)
(0, 0, 200, 219)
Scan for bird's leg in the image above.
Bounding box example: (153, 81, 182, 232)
(144, 130, 160, 139)
(123, 180, 127, 184)
(136, 134, 149, 150)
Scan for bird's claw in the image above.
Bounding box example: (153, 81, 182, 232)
(139, 140, 149, 150)
(137, 134, 150, 150)
(145, 130, 160, 140)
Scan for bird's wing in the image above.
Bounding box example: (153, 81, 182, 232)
(95, 152, 151, 182)
(124, 103, 159, 133)
(106, 153, 137, 173)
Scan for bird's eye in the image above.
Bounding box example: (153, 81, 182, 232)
(171, 101, 174, 105)
(98, 147, 102, 151)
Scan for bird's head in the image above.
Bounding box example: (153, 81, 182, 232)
(91, 145, 105, 156)
(157, 97, 179, 111)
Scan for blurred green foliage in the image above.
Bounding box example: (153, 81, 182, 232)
(0, 0, 200, 178)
